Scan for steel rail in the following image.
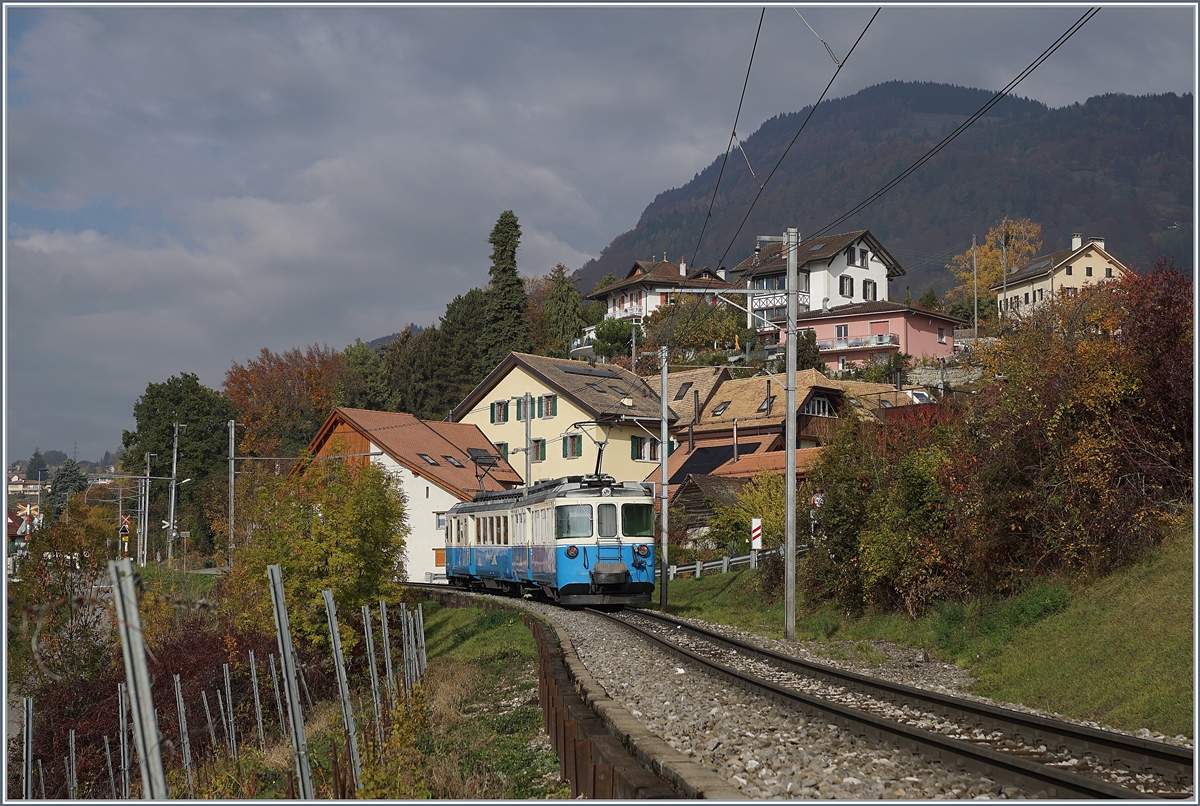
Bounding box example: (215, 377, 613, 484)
(622, 608, 1192, 786)
(596, 608, 1167, 799)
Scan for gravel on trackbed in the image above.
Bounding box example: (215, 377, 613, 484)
(514, 600, 1025, 799)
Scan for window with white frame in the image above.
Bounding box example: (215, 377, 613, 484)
(494, 442, 508, 461)
(839, 275, 854, 297)
(801, 394, 837, 417)
(490, 400, 509, 423)
(631, 435, 673, 461)
(838, 356, 847, 371)
(860, 248, 869, 266)
(862, 279, 877, 301)
(937, 327, 946, 343)
(531, 439, 546, 462)
(835, 324, 849, 339)
(435, 512, 446, 531)
(539, 394, 558, 418)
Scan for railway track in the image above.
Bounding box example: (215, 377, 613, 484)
(598, 607, 1192, 799)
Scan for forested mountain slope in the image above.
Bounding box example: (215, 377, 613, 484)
(576, 82, 1192, 296)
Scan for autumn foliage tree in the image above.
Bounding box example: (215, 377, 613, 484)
(805, 262, 1192, 615)
(945, 218, 1042, 329)
(223, 344, 352, 458)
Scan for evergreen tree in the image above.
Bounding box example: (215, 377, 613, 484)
(46, 458, 88, 518)
(917, 288, 941, 311)
(796, 330, 824, 372)
(440, 288, 490, 412)
(342, 338, 394, 411)
(475, 211, 531, 377)
(27, 448, 47, 478)
(544, 264, 587, 357)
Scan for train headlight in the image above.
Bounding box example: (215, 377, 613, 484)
(565, 545, 578, 559)
(635, 544, 650, 557)
(600, 487, 612, 497)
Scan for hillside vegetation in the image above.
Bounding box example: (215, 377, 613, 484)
(577, 81, 1193, 294)
(657, 510, 1192, 738)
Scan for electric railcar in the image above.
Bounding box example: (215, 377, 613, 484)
(444, 474, 656, 606)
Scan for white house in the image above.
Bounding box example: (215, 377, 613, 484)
(728, 229, 905, 333)
(573, 258, 731, 356)
(305, 408, 523, 583)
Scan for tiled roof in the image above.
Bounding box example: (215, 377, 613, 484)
(453, 352, 678, 426)
(991, 241, 1125, 290)
(585, 260, 731, 299)
(664, 367, 730, 425)
(730, 230, 905, 279)
(309, 408, 523, 500)
(793, 300, 965, 325)
(710, 447, 825, 480)
(695, 369, 844, 430)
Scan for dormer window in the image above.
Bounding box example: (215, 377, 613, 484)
(801, 394, 836, 418)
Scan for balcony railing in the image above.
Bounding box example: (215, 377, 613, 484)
(816, 333, 899, 351)
(607, 304, 644, 319)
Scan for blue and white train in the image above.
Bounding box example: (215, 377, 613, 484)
(444, 474, 656, 606)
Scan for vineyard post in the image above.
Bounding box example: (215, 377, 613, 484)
(267, 565, 313, 798)
(323, 589, 362, 790)
(109, 558, 168, 799)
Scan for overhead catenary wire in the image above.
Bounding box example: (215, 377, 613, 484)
(811, 7, 1100, 239)
(690, 8, 766, 269)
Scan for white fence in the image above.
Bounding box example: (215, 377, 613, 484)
(667, 546, 788, 581)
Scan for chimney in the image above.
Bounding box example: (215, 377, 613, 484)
(1089, 235, 1105, 251)
(1071, 233, 1082, 250)
(680, 257, 687, 276)
(765, 379, 772, 417)
(732, 418, 739, 463)
(821, 297, 829, 312)
(693, 389, 700, 425)
(716, 266, 726, 280)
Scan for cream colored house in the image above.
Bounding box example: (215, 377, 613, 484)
(452, 352, 678, 486)
(992, 233, 1128, 318)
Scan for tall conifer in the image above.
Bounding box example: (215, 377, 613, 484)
(475, 211, 531, 377)
(544, 264, 586, 357)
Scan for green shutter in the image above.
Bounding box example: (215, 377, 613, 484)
(498, 442, 508, 460)
(631, 436, 640, 460)
(489, 403, 495, 424)
(668, 438, 677, 456)
(562, 436, 568, 458)
(503, 401, 509, 422)
(537, 395, 544, 418)
(516, 398, 522, 421)
(575, 435, 583, 456)
(550, 395, 557, 416)
(539, 440, 546, 461)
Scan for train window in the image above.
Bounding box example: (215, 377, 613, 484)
(502, 517, 509, 546)
(555, 504, 593, 539)
(598, 503, 617, 537)
(622, 504, 655, 537)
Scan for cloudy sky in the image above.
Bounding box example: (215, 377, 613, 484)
(4, 4, 1195, 465)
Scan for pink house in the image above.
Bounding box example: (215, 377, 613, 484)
(791, 301, 963, 371)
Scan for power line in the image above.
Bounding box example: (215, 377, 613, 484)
(690, 8, 766, 269)
(713, 8, 881, 273)
(811, 7, 1100, 238)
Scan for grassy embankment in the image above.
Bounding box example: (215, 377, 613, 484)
(656, 516, 1193, 738)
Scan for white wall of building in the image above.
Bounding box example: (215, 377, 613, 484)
(372, 444, 460, 583)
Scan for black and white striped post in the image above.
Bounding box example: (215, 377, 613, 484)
(109, 558, 168, 799)
(267, 565, 313, 799)
(323, 589, 362, 791)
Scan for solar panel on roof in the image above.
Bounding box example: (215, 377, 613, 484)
(669, 443, 762, 484)
(562, 365, 620, 378)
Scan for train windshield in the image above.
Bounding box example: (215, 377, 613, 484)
(622, 504, 654, 537)
(597, 503, 618, 538)
(555, 504, 593, 539)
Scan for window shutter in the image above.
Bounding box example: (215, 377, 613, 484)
(631, 436, 640, 460)
(550, 395, 557, 416)
(499, 443, 508, 460)
(503, 401, 509, 422)
(539, 440, 546, 461)
(537, 395, 543, 418)
(517, 398, 524, 421)
(490, 403, 496, 424)
(562, 436, 568, 458)
(574, 435, 583, 456)
(668, 438, 677, 456)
